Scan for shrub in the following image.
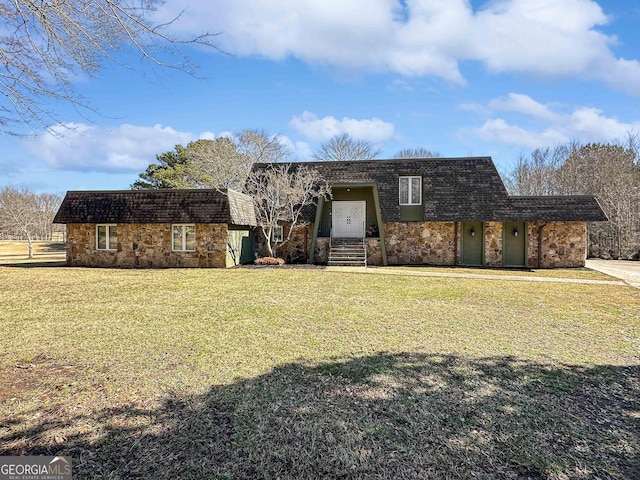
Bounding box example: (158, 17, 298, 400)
(254, 256, 285, 266)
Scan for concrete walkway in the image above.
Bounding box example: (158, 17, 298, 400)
(325, 266, 627, 286)
(585, 259, 640, 289)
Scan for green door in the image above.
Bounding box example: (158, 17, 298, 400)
(462, 222, 483, 266)
(503, 221, 526, 267)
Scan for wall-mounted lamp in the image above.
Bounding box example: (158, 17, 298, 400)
(470, 228, 475, 237)
(513, 228, 519, 237)
(346, 188, 351, 192)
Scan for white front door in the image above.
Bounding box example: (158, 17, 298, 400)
(332, 201, 366, 238)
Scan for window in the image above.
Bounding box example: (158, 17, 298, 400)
(271, 225, 283, 242)
(172, 224, 196, 251)
(96, 224, 117, 250)
(399, 176, 422, 205)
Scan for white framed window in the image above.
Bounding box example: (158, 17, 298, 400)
(96, 224, 117, 250)
(172, 224, 196, 251)
(399, 176, 422, 205)
(271, 225, 283, 242)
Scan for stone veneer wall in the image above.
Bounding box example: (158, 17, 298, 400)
(483, 221, 503, 267)
(66, 223, 228, 268)
(384, 222, 456, 265)
(527, 221, 587, 268)
(276, 220, 586, 268)
(314, 237, 329, 264)
(255, 224, 313, 263)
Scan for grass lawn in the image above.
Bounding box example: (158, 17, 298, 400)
(0, 265, 638, 479)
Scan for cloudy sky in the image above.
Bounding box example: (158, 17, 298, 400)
(1, 0, 639, 193)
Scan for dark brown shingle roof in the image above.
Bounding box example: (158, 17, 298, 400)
(508, 196, 608, 222)
(250, 157, 607, 222)
(53, 189, 257, 226)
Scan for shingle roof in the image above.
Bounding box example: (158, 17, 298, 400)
(53, 189, 257, 226)
(508, 196, 608, 222)
(250, 157, 607, 222)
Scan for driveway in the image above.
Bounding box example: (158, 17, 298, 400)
(586, 259, 640, 288)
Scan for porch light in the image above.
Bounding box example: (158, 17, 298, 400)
(470, 228, 475, 237)
(513, 228, 519, 237)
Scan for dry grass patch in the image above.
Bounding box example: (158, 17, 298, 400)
(0, 266, 638, 478)
(376, 265, 616, 281)
(0, 241, 65, 260)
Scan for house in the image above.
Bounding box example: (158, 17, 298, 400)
(251, 157, 607, 268)
(53, 189, 256, 268)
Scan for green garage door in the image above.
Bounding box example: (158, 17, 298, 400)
(462, 222, 483, 266)
(503, 221, 526, 267)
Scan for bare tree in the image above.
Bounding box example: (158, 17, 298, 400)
(238, 129, 290, 164)
(245, 164, 331, 258)
(133, 130, 292, 190)
(557, 143, 640, 259)
(35, 193, 63, 240)
(188, 138, 249, 191)
(0, 187, 40, 257)
(0, 0, 218, 133)
(394, 148, 440, 159)
(506, 145, 573, 195)
(312, 133, 381, 162)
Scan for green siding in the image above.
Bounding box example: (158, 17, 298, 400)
(399, 204, 423, 221)
(226, 227, 255, 267)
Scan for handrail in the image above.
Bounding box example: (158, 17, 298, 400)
(362, 221, 367, 267)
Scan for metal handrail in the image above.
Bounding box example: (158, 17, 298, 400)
(362, 221, 367, 267)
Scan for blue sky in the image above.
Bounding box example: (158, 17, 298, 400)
(1, 0, 639, 194)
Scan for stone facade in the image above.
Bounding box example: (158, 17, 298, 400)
(483, 222, 503, 267)
(365, 238, 383, 266)
(384, 222, 456, 265)
(527, 221, 587, 268)
(228, 219, 588, 268)
(66, 223, 229, 268)
(255, 224, 313, 263)
(314, 237, 329, 264)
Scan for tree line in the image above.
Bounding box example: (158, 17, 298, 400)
(506, 137, 640, 260)
(0, 187, 64, 257)
(132, 130, 439, 191)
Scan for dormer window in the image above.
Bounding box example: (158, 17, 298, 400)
(399, 176, 422, 205)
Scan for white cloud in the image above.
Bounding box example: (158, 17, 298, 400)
(290, 111, 396, 142)
(474, 119, 569, 148)
(24, 123, 215, 172)
(469, 93, 640, 148)
(153, 0, 640, 95)
(488, 94, 562, 123)
(278, 135, 313, 161)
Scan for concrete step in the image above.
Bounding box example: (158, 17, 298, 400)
(329, 239, 367, 266)
(328, 260, 367, 266)
(330, 256, 365, 260)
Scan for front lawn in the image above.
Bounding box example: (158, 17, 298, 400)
(0, 266, 638, 479)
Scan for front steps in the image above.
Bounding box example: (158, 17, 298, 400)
(328, 238, 367, 267)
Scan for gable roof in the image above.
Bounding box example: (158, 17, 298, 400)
(53, 189, 257, 226)
(250, 157, 607, 222)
